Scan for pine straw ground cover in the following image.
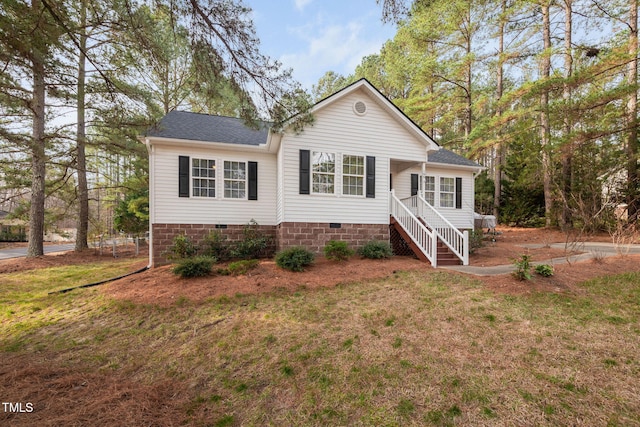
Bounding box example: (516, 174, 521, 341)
(1, 255, 639, 426)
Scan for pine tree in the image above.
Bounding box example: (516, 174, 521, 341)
(0, 0, 66, 256)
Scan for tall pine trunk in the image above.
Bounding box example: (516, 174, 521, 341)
(561, 0, 573, 228)
(27, 0, 47, 257)
(540, 1, 553, 227)
(493, 0, 506, 220)
(464, 0, 473, 138)
(627, 0, 639, 222)
(76, 0, 89, 251)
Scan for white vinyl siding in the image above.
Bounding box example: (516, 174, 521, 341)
(280, 89, 425, 224)
(276, 146, 284, 223)
(152, 145, 277, 225)
(149, 84, 473, 230)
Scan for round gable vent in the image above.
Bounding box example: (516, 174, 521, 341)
(353, 100, 367, 116)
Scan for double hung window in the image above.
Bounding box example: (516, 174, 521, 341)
(192, 158, 216, 197)
(342, 155, 364, 196)
(440, 177, 455, 208)
(312, 152, 335, 194)
(423, 176, 435, 205)
(224, 161, 246, 199)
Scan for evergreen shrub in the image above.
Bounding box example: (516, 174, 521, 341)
(172, 256, 215, 278)
(323, 240, 354, 261)
(275, 247, 315, 272)
(167, 234, 198, 261)
(359, 240, 393, 259)
(201, 230, 232, 261)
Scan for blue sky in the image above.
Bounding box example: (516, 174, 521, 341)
(246, 0, 397, 92)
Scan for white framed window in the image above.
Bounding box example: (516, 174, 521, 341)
(224, 161, 246, 199)
(192, 158, 216, 197)
(312, 151, 335, 194)
(423, 175, 435, 205)
(440, 177, 455, 208)
(342, 154, 364, 196)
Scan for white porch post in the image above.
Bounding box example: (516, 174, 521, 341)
(463, 230, 469, 266)
(431, 231, 438, 268)
(389, 189, 394, 216)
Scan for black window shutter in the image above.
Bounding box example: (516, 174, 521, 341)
(179, 156, 189, 197)
(299, 150, 310, 195)
(366, 156, 375, 198)
(411, 174, 419, 196)
(248, 161, 258, 200)
(455, 177, 462, 209)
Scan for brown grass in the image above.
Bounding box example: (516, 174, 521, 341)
(1, 228, 639, 425)
(1, 354, 188, 426)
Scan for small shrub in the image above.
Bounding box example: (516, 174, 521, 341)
(591, 250, 606, 263)
(275, 247, 315, 272)
(167, 234, 198, 261)
(469, 228, 485, 253)
(227, 259, 259, 276)
(201, 230, 232, 261)
(512, 254, 532, 280)
(231, 219, 271, 259)
(535, 264, 554, 277)
(214, 267, 230, 276)
(323, 240, 354, 261)
(172, 255, 215, 278)
(359, 240, 393, 259)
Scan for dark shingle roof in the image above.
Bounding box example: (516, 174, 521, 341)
(428, 148, 481, 169)
(147, 112, 480, 171)
(146, 111, 269, 146)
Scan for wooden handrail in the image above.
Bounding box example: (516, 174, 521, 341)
(389, 190, 437, 266)
(400, 194, 469, 266)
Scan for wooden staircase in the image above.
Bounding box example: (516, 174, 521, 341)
(436, 239, 462, 266)
(390, 217, 430, 263)
(391, 217, 461, 266)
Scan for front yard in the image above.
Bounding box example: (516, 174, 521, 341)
(1, 233, 639, 425)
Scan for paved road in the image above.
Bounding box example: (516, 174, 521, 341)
(0, 244, 75, 260)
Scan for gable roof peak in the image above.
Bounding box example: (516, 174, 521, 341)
(310, 78, 439, 152)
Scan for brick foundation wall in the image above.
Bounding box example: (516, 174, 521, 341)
(152, 222, 391, 266)
(152, 223, 276, 266)
(276, 222, 390, 254)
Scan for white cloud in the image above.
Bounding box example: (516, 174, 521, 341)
(281, 17, 389, 89)
(293, 0, 313, 11)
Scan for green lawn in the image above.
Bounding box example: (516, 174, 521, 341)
(1, 260, 639, 426)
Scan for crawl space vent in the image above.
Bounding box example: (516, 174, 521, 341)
(353, 101, 367, 115)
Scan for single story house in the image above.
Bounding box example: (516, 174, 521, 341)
(142, 79, 483, 267)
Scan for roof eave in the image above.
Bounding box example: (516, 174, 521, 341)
(144, 136, 269, 152)
(429, 161, 485, 173)
(264, 130, 282, 153)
